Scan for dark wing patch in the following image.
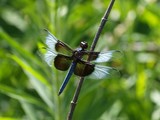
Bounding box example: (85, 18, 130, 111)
(45, 29, 73, 56)
(74, 60, 95, 77)
(81, 50, 122, 63)
(81, 51, 100, 61)
(54, 54, 72, 71)
(55, 41, 73, 56)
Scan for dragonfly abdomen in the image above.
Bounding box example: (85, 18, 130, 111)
(58, 62, 77, 95)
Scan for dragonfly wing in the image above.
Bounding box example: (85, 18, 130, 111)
(44, 51, 73, 71)
(44, 50, 57, 66)
(88, 65, 119, 79)
(93, 50, 121, 63)
(81, 50, 121, 63)
(55, 41, 73, 55)
(74, 61, 95, 77)
(45, 29, 73, 55)
(45, 29, 58, 51)
(54, 54, 72, 71)
(81, 51, 99, 61)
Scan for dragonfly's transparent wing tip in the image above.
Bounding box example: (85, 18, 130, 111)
(44, 51, 56, 66)
(88, 65, 120, 80)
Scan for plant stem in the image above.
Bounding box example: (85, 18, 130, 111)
(67, 0, 115, 120)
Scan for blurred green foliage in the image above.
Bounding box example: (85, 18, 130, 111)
(0, 0, 160, 120)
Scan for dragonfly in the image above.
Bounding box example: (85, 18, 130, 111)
(43, 29, 120, 95)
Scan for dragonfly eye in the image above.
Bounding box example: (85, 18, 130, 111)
(80, 41, 88, 50)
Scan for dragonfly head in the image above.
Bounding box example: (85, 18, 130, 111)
(80, 41, 88, 50)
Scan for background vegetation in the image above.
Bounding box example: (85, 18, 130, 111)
(0, 0, 160, 120)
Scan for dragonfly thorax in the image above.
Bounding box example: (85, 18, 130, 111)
(73, 50, 83, 60)
(73, 41, 88, 60)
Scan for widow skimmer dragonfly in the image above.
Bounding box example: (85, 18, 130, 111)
(43, 29, 120, 95)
